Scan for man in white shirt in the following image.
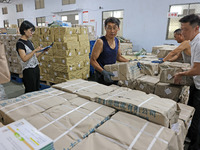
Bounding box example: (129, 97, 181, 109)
(174, 14, 200, 150)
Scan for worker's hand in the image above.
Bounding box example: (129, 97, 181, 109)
(174, 72, 183, 84)
(151, 59, 164, 64)
(34, 46, 42, 53)
(101, 70, 114, 83)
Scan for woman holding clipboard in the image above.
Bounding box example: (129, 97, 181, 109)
(16, 20, 47, 93)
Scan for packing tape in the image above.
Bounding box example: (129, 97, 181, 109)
(54, 105, 103, 142)
(137, 97, 154, 114)
(39, 101, 90, 131)
(128, 122, 149, 149)
(147, 127, 166, 150)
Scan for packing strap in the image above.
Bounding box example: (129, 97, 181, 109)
(54, 105, 103, 142)
(137, 97, 154, 114)
(39, 101, 90, 131)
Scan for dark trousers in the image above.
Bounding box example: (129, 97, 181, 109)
(23, 65, 40, 93)
(187, 84, 200, 150)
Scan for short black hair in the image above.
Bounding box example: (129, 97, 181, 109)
(174, 29, 181, 34)
(104, 17, 120, 28)
(19, 20, 35, 35)
(179, 14, 200, 27)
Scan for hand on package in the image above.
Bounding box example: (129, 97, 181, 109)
(174, 72, 183, 84)
(151, 59, 164, 64)
(101, 70, 114, 83)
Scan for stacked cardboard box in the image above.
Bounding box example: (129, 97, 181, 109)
(31, 27, 90, 83)
(0, 34, 22, 74)
(139, 60, 159, 76)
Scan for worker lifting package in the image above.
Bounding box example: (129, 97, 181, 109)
(159, 62, 193, 86)
(152, 45, 178, 58)
(139, 61, 159, 76)
(94, 87, 180, 127)
(72, 111, 179, 150)
(104, 62, 141, 81)
(135, 75, 160, 94)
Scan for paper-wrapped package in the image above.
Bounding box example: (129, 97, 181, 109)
(139, 61, 159, 76)
(104, 62, 141, 81)
(135, 75, 160, 94)
(0, 88, 77, 124)
(94, 88, 180, 127)
(72, 111, 179, 150)
(155, 82, 184, 101)
(26, 97, 115, 150)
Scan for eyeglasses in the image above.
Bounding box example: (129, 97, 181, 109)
(106, 26, 119, 31)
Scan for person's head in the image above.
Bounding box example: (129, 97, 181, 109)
(179, 14, 200, 41)
(174, 29, 184, 43)
(19, 20, 35, 38)
(104, 17, 120, 38)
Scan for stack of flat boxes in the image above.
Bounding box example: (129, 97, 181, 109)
(0, 34, 22, 74)
(31, 27, 90, 84)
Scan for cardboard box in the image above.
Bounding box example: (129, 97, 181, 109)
(135, 75, 160, 94)
(155, 82, 184, 101)
(73, 111, 179, 150)
(104, 62, 141, 81)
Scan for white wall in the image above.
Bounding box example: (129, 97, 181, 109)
(0, 0, 199, 52)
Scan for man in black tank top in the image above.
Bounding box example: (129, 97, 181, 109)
(90, 17, 129, 85)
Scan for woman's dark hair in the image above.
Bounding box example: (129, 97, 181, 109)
(19, 20, 35, 35)
(105, 17, 120, 27)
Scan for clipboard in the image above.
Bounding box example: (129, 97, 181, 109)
(37, 42, 54, 53)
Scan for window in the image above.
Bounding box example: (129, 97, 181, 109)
(61, 14, 78, 24)
(102, 10, 124, 36)
(62, 0, 76, 5)
(16, 4, 23, 12)
(3, 20, 9, 28)
(35, 0, 44, 10)
(166, 3, 200, 39)
(2, 7, 8, 15)
(36, 17, 46, 26)
(17, 18, 24, 27)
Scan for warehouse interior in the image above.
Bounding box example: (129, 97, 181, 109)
(0, 0, 200, 149)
